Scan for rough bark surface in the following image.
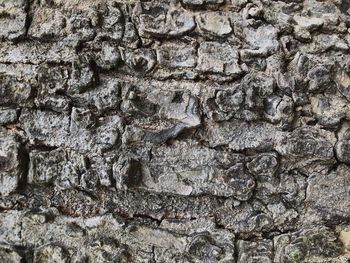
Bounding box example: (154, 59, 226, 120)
(1, 0, 350, 262)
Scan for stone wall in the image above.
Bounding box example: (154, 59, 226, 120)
(1, 0, 350, 262)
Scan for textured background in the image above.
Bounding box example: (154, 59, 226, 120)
(1, 0, 350, 262)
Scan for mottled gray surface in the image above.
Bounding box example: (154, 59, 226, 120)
(1, 0, 350, 262)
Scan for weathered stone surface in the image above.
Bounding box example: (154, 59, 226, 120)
(0, 0, 350, 261)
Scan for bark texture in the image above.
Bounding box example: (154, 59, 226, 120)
(1, 0, 350, 262)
